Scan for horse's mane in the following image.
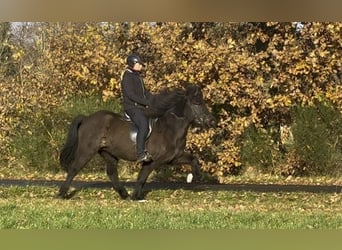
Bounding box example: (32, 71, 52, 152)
(144, 87, 186, 118)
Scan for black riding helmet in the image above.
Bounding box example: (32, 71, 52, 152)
(126, 54, 145, 68)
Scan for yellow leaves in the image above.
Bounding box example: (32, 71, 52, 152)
(281, 96, 293, 107)
(317, 50, 330, 58)
(255, 75, 264, 86)
(108, 78, 118, 89)
(181, 60, 188, 68)
(266, 22, 278, 27)
(227, 38, 235, 49)
(246, 31, 269, 45)
(266, 95, 292, 109)
(228, 61, 238, 73)
(72, 65, 89, 80)
(11, 49, 24, 60)
(325, 85, 342, 105)
(193, 40, 206, 51)
(289, 60, 310, 75)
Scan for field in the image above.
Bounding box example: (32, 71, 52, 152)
(0, 170, 341, 229)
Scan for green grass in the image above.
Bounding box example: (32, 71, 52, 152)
(0, 185, 341, 229)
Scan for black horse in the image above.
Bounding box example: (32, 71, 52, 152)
(58, 85, 214, 200)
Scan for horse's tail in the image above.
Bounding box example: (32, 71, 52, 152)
(59, 115, 85, 171)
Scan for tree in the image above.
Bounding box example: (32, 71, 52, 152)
(1, 22, 341, 178)
(0, 22, 15, 76)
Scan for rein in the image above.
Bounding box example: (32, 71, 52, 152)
(170, 112, 185, 119)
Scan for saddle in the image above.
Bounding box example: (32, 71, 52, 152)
(122, 113, 156, 144)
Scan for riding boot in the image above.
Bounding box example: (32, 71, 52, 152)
(137, 151, 152, 163)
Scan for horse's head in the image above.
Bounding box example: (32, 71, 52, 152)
(145, 85, 215, 128)
(186, 85, 215, 128)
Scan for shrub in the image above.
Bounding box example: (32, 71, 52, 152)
(289, 102, 342, 176)
(240, 101, 342, 177)
(9, 94, 122, 172)
(240, 125, 279, 173)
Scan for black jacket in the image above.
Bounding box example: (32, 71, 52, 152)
(121, 69, 151, 111)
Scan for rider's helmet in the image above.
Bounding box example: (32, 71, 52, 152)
(126, 54, 145, 68)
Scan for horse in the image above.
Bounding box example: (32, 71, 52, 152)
(58, 84, 215, 200)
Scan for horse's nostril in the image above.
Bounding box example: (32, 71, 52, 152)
(209, 117, 216, 127)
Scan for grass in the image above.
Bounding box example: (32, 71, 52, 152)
(0, 184, 341, 229)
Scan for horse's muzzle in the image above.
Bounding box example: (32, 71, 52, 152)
(205, 114, 216, 128)
(195, 113, 216, 129)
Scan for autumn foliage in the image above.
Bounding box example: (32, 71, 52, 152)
(1, 22, 341, 178)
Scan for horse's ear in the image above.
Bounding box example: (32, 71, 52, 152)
(194, 86, 199, 96)
(186, 84, 200, 96)
(186, 84, 198, 96)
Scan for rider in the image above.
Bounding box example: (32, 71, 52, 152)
(120, 53, 153, 163)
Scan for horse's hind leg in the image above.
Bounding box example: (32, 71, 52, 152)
(99, 151, 129, 199)
(58, 151, 95, 199)
(58, 167, 79, 199)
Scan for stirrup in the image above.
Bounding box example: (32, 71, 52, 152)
(137, 152, 152, 163)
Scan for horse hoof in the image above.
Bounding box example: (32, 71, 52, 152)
(56, 193, 67, 199)
(119, 190, 129, 200)
(131, 193, 145, 201)
(56, 190, 77, 199)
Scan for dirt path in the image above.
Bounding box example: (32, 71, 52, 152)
(0, 179, 341, 193)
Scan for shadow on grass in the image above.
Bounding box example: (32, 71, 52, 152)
(1, 179, 341, 196)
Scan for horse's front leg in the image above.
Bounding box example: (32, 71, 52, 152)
(171, 152, 202, 182)
(131, 161, 157, 200)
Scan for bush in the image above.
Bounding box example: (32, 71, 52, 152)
(240, 101, 342, 177)
(9, 94, 122, 172)
(240, 125, 279, 173)
(289, 102, 342, 176)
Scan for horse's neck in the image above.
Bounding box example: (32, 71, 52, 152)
(155, 99, 193, 136)
(160, 111, 192, 136)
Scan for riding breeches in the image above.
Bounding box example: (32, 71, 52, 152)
(125, 108, 149, 157)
